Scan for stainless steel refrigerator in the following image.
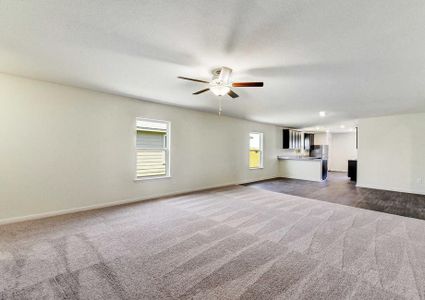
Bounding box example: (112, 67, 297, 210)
(310, 145, 328, 180)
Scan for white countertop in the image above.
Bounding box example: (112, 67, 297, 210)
(277, 155, 322, 161)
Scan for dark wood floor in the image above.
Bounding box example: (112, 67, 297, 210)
(245, 172, 425, 220)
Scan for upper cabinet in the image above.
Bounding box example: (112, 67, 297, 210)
(283, 129, 290, 149)
(283, 129, 303, 149)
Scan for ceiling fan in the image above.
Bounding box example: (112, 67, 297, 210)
(178, 67, 264, 99)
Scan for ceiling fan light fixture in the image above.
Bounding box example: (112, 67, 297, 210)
(178, 66, 262, 100)
(210, 85, 230, 96)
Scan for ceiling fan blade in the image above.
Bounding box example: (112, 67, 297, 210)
(178, 76, 210, 84)
(193, 88, 210, 95)
(232, 82, 264, 87)
(227, 90, 239, 98)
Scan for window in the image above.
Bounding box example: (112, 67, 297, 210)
(136, 118, 170, 179)
(249, 132, 263, 169)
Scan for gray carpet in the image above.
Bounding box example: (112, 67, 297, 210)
(1, 186, 425, 299)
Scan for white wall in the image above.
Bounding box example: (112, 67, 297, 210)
(0, 73, 280, 223)
(329, 133, 357, 172)
(314, 133, 332, 146)
(357, 113, 425, 195)
(314, 132, 357, 172)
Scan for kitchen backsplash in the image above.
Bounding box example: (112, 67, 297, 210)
(277, 148, 309, 157)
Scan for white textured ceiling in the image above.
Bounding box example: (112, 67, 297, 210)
(1, 0, 425, 127)
(302, 120, 358, 133)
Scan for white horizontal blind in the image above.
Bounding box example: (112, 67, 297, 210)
(136, 119, 169, 178)
(137, 131, 165, 149)
(136, 149, 166, 177)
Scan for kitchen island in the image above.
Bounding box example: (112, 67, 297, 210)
(277, 156, 327, 182)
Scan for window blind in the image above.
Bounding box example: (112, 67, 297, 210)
(136, 119, 169, 178)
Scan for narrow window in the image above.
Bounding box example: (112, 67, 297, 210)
(136, 118, 170, 179)
(249, 132, 263, 169)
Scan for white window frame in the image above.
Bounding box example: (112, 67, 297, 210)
(249, 132, 264, 170)
(135, 118, 171, 181)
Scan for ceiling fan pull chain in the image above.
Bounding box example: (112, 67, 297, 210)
(218, 98, 222, 116)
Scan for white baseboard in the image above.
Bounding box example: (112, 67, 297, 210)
(0, 176, 277, 226)
(0, 196, 147, 226)
(356, 182, 425, 195)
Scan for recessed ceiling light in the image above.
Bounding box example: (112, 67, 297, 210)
(326, 129, 330, 133)
(315, 126, 320, 130)
(319, 111, 326, 117)
(340, 125, 345, 129)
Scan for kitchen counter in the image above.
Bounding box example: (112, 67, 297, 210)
(277, 156, 325, 182)
(277, 156, 322, 161)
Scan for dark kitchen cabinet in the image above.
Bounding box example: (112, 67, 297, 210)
(304, 133, 314, 151)
(283, 129, 290, 149)
(283, 129, 302, 149)
(348, 160, 357, 181)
